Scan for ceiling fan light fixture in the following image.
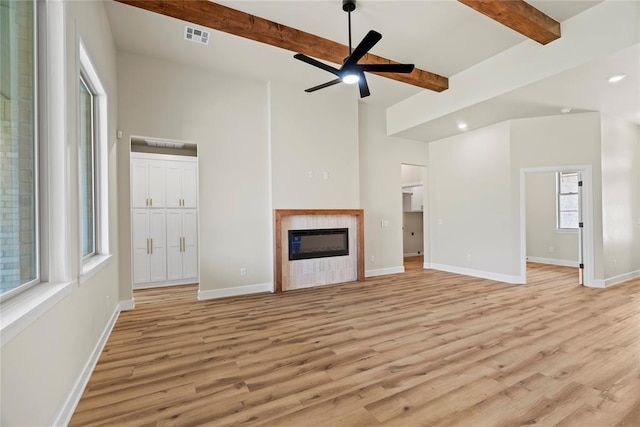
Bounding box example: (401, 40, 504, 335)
(342, 73, 360, 84)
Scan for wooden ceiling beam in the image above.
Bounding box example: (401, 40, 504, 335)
(114, 0, 448, 92)
(458, 0, 560, 45)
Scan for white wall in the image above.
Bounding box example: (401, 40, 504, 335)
(117, 52, 272, 292)
(269, 82, 359, 209)
(525, 172, 578, 265)
(1, 1, 120, 424)
(359, 104, 429, 275)
(428, 121, 515, 280)
(511, 113, 604, 281)
(600, 115, 640, 279)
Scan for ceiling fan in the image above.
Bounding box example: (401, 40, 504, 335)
(294, 0, 415, 98)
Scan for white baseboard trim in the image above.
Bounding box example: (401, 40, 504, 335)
(119, 299, 135, 311)
(403, 253, 421, 258)
(589, 270, 640, 288)
(197, 283, 273, 301)
(430, 263, 524, 284)
(54, 303, 121, 426)
(133, 280, 198, 290)
(365, 266, 405, 278)
(527, 257, 579, 268)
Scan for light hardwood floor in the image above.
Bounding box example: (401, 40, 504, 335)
(70, 260, 640, 426)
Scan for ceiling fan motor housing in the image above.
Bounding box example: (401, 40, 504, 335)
(342, 0, 356, 13)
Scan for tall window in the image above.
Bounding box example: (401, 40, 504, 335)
(0, 0, 38, 297)
(557, 171, 579, 230)
(79, 75, 96, 258)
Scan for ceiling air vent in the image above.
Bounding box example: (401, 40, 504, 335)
(184, 26, 210, 45)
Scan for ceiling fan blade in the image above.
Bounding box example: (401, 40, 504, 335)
(344, 30, 382, 68)
(294, 54, 340, 76)
(358, 63, 415, 74)
(358, 73, 370, 98)
(305, 78, 342, 93)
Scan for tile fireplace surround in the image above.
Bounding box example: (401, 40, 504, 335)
(274, 209, 364, 292)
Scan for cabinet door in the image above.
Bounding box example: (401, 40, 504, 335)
(182, 210, 198, 279)
(148, 210, 167, 282)
(165, 162, 183, 208)
(181, 163, 198, 208)
(132, 210, 149, 284)
(148, 161, 166, 207)
(165, 209, 183, 281)
(411, 186, 424, 212)
(131, 161, 149, 208)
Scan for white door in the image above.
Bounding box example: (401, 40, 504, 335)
(148, 161, 166, 207)
(182, 210, 198, 279)
(165, 161, 183, 208)
(131, 161, 149, 208)
(132, 209, 150, 284)
(182, 163, 198, 208)
(166, 209, 183, 280)
(411, 186, 424, 212)
(148, 210, 167, 282)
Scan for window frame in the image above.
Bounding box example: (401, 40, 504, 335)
(556, 171, 580, 232)
(0, 0, 40, 302)
(79, 72, 97, 259)
(77, 40, 110, 283)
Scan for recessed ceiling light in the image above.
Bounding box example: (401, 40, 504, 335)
(560, 107, 572, 114)
(457, 123, 468, 130)
(342, 73, 360, 84)
(608, 74, 626, 83)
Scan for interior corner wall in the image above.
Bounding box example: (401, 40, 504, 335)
(511, 112, 604, 281)
(428, 121, 514, 279)
(116, 52, 272, 293)
(600, 115, 640, 279)
(269, 81, 359, 209)
(525, 172, 578, 264)
(1, 1, 120, 425)
(359, 103, 428, 274)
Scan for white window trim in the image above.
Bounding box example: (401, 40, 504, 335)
(78, 39, 110, 282)
(0, 0, 73, 347)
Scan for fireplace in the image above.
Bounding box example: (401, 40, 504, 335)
(288, 228, 349, 261)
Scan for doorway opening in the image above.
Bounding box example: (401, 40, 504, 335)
(401, 164, 427, 271)
(520, 166, 593, 286)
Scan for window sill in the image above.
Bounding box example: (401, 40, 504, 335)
(80, 254, 112, 285)
(0, 281, 73, 347)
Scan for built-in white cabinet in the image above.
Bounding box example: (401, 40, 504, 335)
(403, 185, 424, 212)
(166, 209, 198, 281)
(166, 161, 198, 208)
(132, 209, 167, 284)
(131, 159, 166, 208)
(131, 152, 199, 288)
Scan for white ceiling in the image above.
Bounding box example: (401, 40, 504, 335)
(104, 0, 638, 141)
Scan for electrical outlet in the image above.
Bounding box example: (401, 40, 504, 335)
(370, 255, 375, 263)
(549, 246, 555, 253)
(240, 267, 246, 276)
(466, 254, 471, 262)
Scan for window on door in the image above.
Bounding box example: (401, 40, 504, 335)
(557, 171, 579, 230)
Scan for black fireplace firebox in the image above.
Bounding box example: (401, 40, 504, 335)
(288, 228, 349, 261)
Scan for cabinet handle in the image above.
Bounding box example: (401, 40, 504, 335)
(181, 236, 185, 252)
(150, 238, 153, 254)
(145, 198, 149, 206)
(146, 238, 150, 254)
(150, 198, 153, 207)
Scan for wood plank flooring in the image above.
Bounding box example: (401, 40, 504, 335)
(70, 260, 640, 426)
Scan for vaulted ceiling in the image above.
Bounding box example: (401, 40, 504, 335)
(105, 0, 639, 141)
